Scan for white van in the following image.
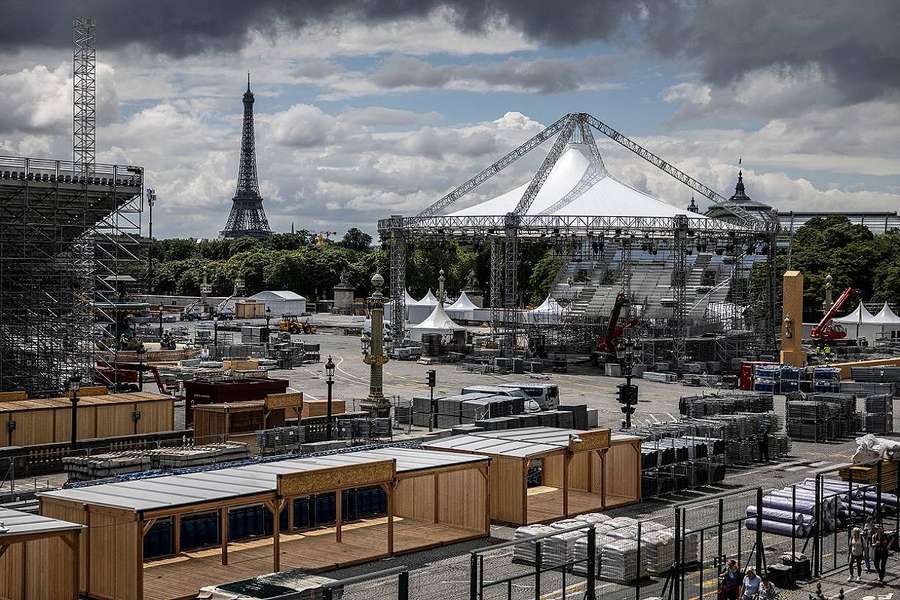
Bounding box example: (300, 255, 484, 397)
(497, 383, 560, 410)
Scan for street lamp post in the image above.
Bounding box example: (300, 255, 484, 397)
(136, 346, 146, 392)
(213, 316, 219, 356)
(69, 374, 82, 450)
(362, 273, 389, 416)
(325, 356, 335, 440)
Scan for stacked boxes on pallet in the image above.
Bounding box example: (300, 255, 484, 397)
(864, 394, 894, 434)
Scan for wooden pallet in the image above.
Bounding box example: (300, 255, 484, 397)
(838, 460, 898, 490)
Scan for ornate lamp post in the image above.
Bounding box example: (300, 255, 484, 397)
(136, 346, 146, 392)
(615, 338, 638, 429)
(69, 373, 82, 450)
(325, 355, 335, 440)
(362, 273, 390, 416)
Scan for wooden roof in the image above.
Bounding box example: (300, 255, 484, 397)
(0, 391, 170, 413)
(423, 426, 610, 459)
(40, 447, 487, 513)
(0, 507, 82, 541)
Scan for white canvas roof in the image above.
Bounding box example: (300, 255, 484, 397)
(530, 296, 565, 315)
(448, 143, 710, 220)
(873, 302, 900, 325)
(250, 290, 306, 301)
(417, 289, 439, 306)
(410, 302, 465, 333)
(834, 302, 877, 324)
(447, 291, 479, 312)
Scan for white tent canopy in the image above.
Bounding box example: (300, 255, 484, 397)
(834, 302, 880, 340)
(873, 302, 900, 325)
(448, 143, 720, 222)
(527, 296, 565, 324)
(408, 289, 439, 324)
(446, 291, 479, 321)
(409, 303, 466, 341)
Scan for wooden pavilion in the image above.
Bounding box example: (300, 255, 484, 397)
(38, 447, 489, 600)
(424, 427, 641, 525)
(0, 506, 83, 600)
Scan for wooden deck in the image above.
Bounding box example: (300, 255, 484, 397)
(526, 487, 604, 524)
(143, 517, 481, 600)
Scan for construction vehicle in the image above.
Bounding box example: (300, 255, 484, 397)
(810, 287, 856, 343)
(595, 292, 640, 359)
(279, 315, 317, 335)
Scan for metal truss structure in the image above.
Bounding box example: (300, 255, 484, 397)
(0, 157, 144, 396)
(380, 112, 779, 358)
(73, 17, 96, 175)
(221, 75, 272, 239)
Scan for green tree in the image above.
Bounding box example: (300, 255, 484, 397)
(339, 228, 373, 252)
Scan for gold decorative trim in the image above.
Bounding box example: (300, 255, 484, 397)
(570, 429, 610, 453)
(277, 459, 396, 497)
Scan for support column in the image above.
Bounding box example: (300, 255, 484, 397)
(335, 490, 342, 543)
(220, 507, 229, 565)
(385, 483, 394, 556)
(672, 215, 689, 364)
(489, 238, 504, 347)
(388, 218, 407, 348)
(502, 214, 520, 356)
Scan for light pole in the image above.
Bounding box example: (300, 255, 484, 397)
(362, 273, 389, 416)
(136, 346, 146, 392)
(213, 316, 219, 355)
(69, 373, 82, 450)
(325, 356, 335, 440)
(616, 338, 637, 429)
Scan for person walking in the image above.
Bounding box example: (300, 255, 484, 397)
(758, 573, 779, 600)
(719, 559, 741, 600)
(757, 416, 770, 462)
(848, 527, 865, 582)
(740, 566, 761, 600)
(862, 517, 874, 572)
(872, 524, 892, 584)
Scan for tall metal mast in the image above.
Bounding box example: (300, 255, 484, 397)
(73, 17, 96, 175)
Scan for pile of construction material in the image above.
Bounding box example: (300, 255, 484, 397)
(679, 392, 774, 418)
(148, 442, 250, 469)
(62, 442, 251, 481)
(333, 417, 392, 441)
(745, 477, 898, 537)
(256, 425, 306, 454)
(864, 394, 894, 434)
(63, 452, 153, 481)
(851, 366, 900, 392)
(785, 394, 852, 442)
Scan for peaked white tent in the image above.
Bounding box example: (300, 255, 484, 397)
(527, 296, 566, 325)
(446, 291, 479, 321)
(873, 302, 900, 338)
(834, 302, 879, 340)
(409, 302, 466, 341)
(448, 143, 715, 222)
(384, 289, 418, 323)
(407, 289, 440, 325)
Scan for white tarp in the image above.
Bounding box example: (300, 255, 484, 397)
(448, 144, 719, 222)
(527, 296, 565, 325)
(446, 291, 479, 321)
(409, 303, 466, 341)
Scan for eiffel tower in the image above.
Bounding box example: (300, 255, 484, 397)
(221, 74, 272, 239)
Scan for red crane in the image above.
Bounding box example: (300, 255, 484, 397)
(810, 287, 857, 342)
(596, 292, 640, 354)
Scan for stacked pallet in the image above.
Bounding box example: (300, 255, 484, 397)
(838, 460, 897, 490)
(512, 524, 556, 564)
(63, 452, 153, 481)
(679, 393, 774, 418)
(149, 442, 250, 469)
(864, 394, 894, 434)
(256, 425, 305, 453)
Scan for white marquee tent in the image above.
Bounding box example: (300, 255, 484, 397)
(408, 289, 440, 324)
(408, 302, 466, 341)
(834, 302, 879, 340)
(448, 143, 715, 222)
(527, 296, 566, 325)
(446, 291, 479, 321)
(873, 302, 900, 338)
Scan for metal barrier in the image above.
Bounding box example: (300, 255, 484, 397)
(324, 566, 409, 600)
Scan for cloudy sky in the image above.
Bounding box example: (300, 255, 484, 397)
(1, 1, 898, 239)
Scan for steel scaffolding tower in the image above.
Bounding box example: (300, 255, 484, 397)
(73, 17, 96, 175)
(0, 158, 144, 396)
